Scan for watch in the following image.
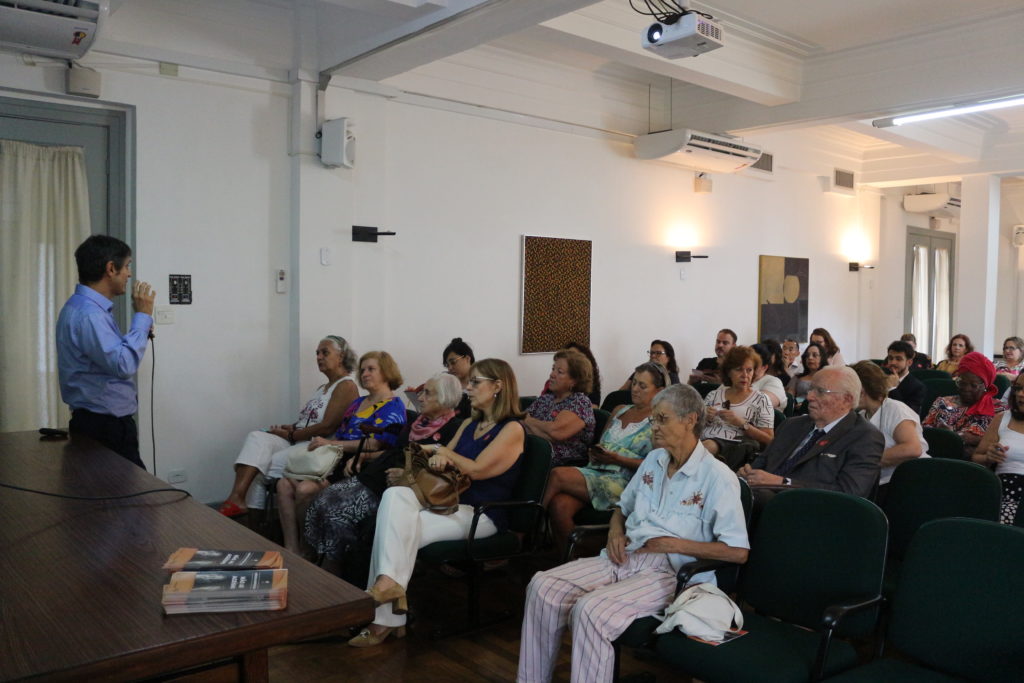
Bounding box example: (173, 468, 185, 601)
(783, 477, 792, 486)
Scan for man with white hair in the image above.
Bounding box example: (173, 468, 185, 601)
(739, 366, 883, 498)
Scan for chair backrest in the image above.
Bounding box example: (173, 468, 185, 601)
(694, 381, 720, 398)
(740, 489, 888, 637)
(591, 409, 611, 446)
(909, 368, 952, 381)
(519, 396, 537, 411)
(507, 434, 552, 534)
(772, 409, 786, 428)
(883, 457, 1000, 562)
(600, 389, 631, 413)
(869, 358, 886, 367)
(888, 518, 1024, 681)
(784, 393, 796, 417)
(919, 377, 958, 419)
(921, 426, 966, 460)
(711, 477, 754, 595)
(994, 373, 1011, 396)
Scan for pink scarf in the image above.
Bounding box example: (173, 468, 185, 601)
(409, 410, 456, 443)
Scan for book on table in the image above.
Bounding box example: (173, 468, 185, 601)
(162, 569, 289, 614)
(162, 547, 283, 572)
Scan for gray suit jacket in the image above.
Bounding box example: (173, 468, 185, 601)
(750, 411, 883, 498)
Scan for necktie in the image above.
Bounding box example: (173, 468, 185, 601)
(774, 428, 825, 476)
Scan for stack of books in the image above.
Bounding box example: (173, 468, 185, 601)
(161, 548, 288, 614)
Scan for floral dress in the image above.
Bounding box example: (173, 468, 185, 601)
(527, 391, 595, 466)
(923, 395, 1006, 458)
(577, 405, 653, 510)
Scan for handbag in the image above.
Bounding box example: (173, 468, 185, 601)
(283, 444, 343, 482)
(396, 442, 470, 515)
(654, 582, 744, 643)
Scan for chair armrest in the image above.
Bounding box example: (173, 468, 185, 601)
(464, 499, 544, 559)
(675, 558, 738, 591)
(821, 594, 884, 630)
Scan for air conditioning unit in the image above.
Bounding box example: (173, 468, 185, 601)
(633, 128, 762, 173)
(0, 0, 108, 61)
(903, 192, 961, 217)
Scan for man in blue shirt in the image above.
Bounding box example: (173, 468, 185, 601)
(56, 235, 155, 468)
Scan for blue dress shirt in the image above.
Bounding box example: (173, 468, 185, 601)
(56, 284, 152, 417)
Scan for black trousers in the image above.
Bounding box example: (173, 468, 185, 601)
(70, 409, 145, 470)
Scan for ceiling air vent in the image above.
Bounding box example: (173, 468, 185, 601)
(750, 152, 773, 173)
(819, 168, 856, 196)
(834, 168, 855, 190)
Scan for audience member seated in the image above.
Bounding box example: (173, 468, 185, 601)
(442, 337, 475, 417)
(218, 335, 359, 517)
(542, 362, 663, 555)
(851, 361, 928, 502)
(810, 327, 845, 366)
(885, 339, 927, 414)
(348, 358, 525, 648)
(517, 384, 749, 683)
(751, 342, 787, 408)
(272, 351, 406, 554)
(524, 349, 596, 467)
(303, 373, 463, 583)
(924, 351, 1005, 460)
(619, 339, 680, 389)
(935, 333, 972, 374)
(995, 336, 1024, 379)
(688, 328, 736, 384)
(564, 341, 602, 406)
(758, 337, 790, 382)
(974, 372, 1024, 524)
(701, 346, 775, 470)
(900, 332, 932, 370)
(782, 337, 803, 377)
(739, 366, 883, 499)
(786, 341, 827, 411)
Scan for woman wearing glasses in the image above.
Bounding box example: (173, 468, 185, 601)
(995, 336, 1024, 379)
(348, 358, 525, 647)
(442, 337, 475, 417)
(924, 352, 1006, 459)
(618, 339, 680, 390)
(524, 348, 596, 467)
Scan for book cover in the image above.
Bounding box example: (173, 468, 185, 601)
(162, 548, 283, 572)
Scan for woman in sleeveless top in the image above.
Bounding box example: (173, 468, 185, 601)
(975, 372, 1024, 524)
(219, 335, 359, 516)
(348, 358, 526, 648)
(787, 342, 826, 414)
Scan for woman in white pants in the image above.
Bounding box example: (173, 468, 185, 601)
(347, 357, 526, 647)
(218, 335, 358, 516)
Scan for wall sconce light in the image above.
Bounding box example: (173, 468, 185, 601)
(848, 262, 877, 272)
(676, 251, 709, 263)
(352, 225, 397, 243)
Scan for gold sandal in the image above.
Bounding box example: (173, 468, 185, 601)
(367, 583, 408, 615)
(347, 625, 406, 648)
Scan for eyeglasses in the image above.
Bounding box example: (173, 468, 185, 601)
(1004, 346, 1020, 352)
(953, 377, 985, 389)
(444, 355, 466, 368)
(648, 350, 667, 357)
(807, 386, 843, 397)
(649, 413, 678, 426)
(468, 376, 496, 386)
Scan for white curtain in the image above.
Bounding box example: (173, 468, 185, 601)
(0, 140, 91, 432)
(910, 245, 931, 357)
(933, 247, 951, 362)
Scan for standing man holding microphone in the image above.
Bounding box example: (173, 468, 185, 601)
(56, 235, 155, 468)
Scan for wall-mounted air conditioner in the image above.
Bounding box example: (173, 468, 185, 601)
(633, 128, 762, 174)
(903, 192, 961, 218)
(0, 0, 108, 61)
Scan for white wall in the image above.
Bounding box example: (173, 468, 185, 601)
(996, 180, 1024, 351)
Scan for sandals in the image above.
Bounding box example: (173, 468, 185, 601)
(218, 501, 247, 517)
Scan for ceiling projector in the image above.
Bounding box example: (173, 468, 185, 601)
(642, 12, 723, 58)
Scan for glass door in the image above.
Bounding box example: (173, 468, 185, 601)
(905, 227, 955, 361)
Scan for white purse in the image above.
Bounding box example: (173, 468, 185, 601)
(654, 582, 743, 643)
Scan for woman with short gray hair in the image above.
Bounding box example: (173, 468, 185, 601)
(303, 373, 464, 583)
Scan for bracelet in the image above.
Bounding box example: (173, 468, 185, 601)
(287, 426, 296, 444)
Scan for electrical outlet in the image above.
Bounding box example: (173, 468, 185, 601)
(167, 469, 187, 484)
(155, 306, 174, 324)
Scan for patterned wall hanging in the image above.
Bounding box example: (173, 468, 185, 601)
(520, 236, 592, 354)
(758, 255, 809, 342)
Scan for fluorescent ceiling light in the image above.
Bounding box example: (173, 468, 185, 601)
(872, 94, 1024, 128)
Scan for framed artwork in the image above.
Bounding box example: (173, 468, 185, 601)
(758, 255, 808, 342)
(520, 236, 592, 354)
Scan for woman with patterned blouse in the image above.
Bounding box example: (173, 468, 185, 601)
(542, 361, 665, 554)
(924, 351, 1005, 459)
(524, 348, 596, 467)
(995, 336, 1024, 379)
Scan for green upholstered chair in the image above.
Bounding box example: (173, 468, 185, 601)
(1016, 499, 1024, 528)
(592, 408, 612, 446)
(651, 489, 888, 683)
(909, 368, 952, 381)
(519, 395, 537, 411)
(869, 358, 886, 367)
(824, 518, 1024, 682)
(600, 389, 632, 413)
(773, 408, 786, 428)
(919, 377, 958, 420)
(921, 426, 966, 460)
(994, 373, 1011, 396)
(416, 434, 552, 636)
(881, 457, 1000, 596)
(694, 381, 720, 398)
(784, 393, 796, 417)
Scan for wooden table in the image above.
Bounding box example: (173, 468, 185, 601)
(0, 431, 373, 682)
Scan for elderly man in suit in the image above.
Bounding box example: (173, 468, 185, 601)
(739, 366, 883, 498)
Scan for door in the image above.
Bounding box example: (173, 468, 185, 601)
(904, 227, 956, 361)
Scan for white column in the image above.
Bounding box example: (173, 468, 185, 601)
(955, 175, 1000, 355)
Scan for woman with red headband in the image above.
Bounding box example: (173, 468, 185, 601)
(923, 351, 1006, 459)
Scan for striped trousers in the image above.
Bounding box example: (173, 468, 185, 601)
(517, 553, 676, 683)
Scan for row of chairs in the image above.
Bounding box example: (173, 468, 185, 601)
(608, 457, 1016, 682)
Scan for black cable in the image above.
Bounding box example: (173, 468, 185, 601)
(0, 481, 191, 502)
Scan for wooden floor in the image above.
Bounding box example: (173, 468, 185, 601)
(236, 513, 685, 682)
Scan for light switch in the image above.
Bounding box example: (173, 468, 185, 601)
(276, 269, 287, 293)
(155, 306, 174, 324)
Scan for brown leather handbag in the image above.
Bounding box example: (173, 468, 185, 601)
(399, 442, 471, 515)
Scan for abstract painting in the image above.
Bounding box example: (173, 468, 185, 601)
(520, 236, 592, 354)
(758, 255, 809, 342)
